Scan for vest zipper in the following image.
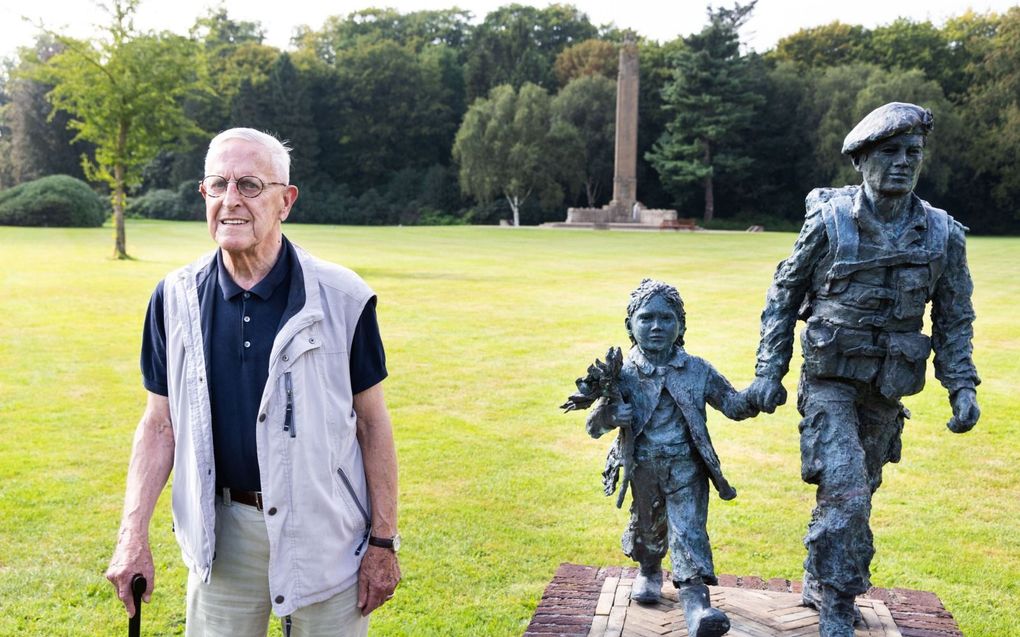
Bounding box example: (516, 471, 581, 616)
(336, 467, 372, 554)
(283, 372, 295, 438)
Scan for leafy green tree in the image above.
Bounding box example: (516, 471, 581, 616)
(635, 37, 687, 209)
(2, 37, 89, 185)
(0, 59, 11, 188)
(229, 53, 319, 184)
(552, 74, 615, 206)
(464, 4, 597, 100)
(328, 40, 459, 190)
(960, 7, 1020, 228)
(647, 2, 763, 221)
(553, 39, 617, 86)
(29, 0, 203, 258)
(190, 5, 265, 48)
(294, 8, 473, 61)
(770, 22, 870, 68)
(453, 83, 581, 225)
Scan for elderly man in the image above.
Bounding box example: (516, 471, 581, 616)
(105, 128, 400, 636)
(745, 103, 980, 637)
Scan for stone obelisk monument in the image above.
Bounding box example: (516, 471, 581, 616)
(608, 36, 639, 219)
(556, 37, 679, 229)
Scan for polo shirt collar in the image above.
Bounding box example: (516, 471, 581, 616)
(216, 239, 292, 301)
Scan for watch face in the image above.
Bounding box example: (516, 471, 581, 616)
(392, 534, 401, 551)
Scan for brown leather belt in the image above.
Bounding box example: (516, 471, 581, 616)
(219, 487, 263, 511)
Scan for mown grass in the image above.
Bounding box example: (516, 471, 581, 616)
(1, 221, 1017, 636)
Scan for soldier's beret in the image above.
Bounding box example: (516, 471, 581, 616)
(841, 102, 934, 156)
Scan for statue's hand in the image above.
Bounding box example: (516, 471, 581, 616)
(747, 375, 787, 414)
(612, 402, 634, 428)
(947, 388, 979, 433)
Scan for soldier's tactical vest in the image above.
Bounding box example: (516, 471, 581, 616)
(799, 186, 950, 399)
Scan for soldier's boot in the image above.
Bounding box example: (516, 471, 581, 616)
(818, 585, 856, 637)
(802, 572, 862, 625)
(678, 581, 730, 637)
(630, 562, 663, 604)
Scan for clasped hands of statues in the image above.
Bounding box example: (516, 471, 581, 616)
(743, 376, 980, 433)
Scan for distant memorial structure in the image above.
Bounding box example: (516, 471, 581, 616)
(549, 37, 683, 230)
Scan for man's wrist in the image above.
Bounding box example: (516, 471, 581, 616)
(368, 533, 401, 552)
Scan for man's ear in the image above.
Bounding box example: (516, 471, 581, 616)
(850, 152, 864, 172)
(279, 184, 299, 222)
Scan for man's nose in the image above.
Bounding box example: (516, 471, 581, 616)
(222, 180, 244, 206)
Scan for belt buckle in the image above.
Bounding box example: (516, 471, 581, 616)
(254, 492, 264, 511)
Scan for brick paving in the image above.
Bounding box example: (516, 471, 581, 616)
(523, 564, 962, 637)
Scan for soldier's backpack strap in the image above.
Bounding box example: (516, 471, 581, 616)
(918, 199, 951, 292)
(806, 186, 858, 277)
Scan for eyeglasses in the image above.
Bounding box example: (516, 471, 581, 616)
(200, 175, 287, 198)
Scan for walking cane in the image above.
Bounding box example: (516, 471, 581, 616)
(129, 574, 146, 637)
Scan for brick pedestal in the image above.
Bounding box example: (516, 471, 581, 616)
(524, 564, 962, 637)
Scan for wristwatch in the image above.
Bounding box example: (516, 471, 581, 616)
(368, 533, 401, 552)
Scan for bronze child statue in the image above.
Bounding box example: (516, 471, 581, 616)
(745, 102, 980, 637)
(564, 279, 757, 637)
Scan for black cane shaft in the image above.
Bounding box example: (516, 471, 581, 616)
(129, 574, 146, 637)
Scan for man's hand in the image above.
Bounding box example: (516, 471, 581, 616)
(745, 375, 787, 414)
(947, 388, 980, 433)
(105, 530, 154, 618)
(357, 545, 401, 616)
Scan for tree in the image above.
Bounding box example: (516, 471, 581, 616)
(646, 2, 764, 222)
(552, 74, 616, 206)
(29, 0, 203, 258)
(464, 4, 597, 100)
(453, 83, 581, 225)
(229, 53, 319, 184)
(959, 7, 1020, 229)
(553, 38, 617, 86)
(328, 40, 459, 190)
(295, 8, 473, 59)
(770, 22, 870, 68)
(2, 37, 90, 185)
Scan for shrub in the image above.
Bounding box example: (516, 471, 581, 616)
(126, 182, 203, 221)
(0, 175, 107, 227)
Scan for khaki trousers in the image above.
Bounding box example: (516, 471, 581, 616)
(186, 499, 369, 637)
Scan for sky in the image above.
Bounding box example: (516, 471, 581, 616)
(1, 0, 1018, 62)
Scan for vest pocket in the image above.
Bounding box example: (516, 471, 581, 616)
(283, 372, 295, 438)
(893, 267, 930, 319)
(801, 318, 882, 384)
(335, 466, 371, 555)
(877, 332, 931, 398)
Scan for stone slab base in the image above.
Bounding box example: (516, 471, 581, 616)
(539, 222, 699, 232)
(525, 564, 962, 637)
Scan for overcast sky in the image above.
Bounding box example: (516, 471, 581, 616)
(1, 0, 1017, 62)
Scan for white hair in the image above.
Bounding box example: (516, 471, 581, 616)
(205, 128, 292, 182)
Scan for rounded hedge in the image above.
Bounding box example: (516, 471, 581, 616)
(0, 175, 107, 227)
(125, 182, 204, 221)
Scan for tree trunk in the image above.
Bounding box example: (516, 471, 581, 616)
(703, 142, 714, 223)
(113, 120, 129, 259)
(506, 194, 520, 227)
(585, 178, 598, 208)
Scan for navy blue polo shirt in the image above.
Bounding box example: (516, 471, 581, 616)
(140, 237, 387, 491)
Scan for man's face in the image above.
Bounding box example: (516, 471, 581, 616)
(201, 139, 297, 260)
(628, 294, 681, 356)
(855, 133, 925, 197)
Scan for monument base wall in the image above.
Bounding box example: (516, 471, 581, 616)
(565, 204, 679, 227)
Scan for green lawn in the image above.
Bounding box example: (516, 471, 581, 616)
(1, 221, 1017, 636)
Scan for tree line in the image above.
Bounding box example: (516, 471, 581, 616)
(0, 0, 1018, 253)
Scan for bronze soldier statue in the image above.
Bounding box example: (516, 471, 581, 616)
(745, 103, 980, 636)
